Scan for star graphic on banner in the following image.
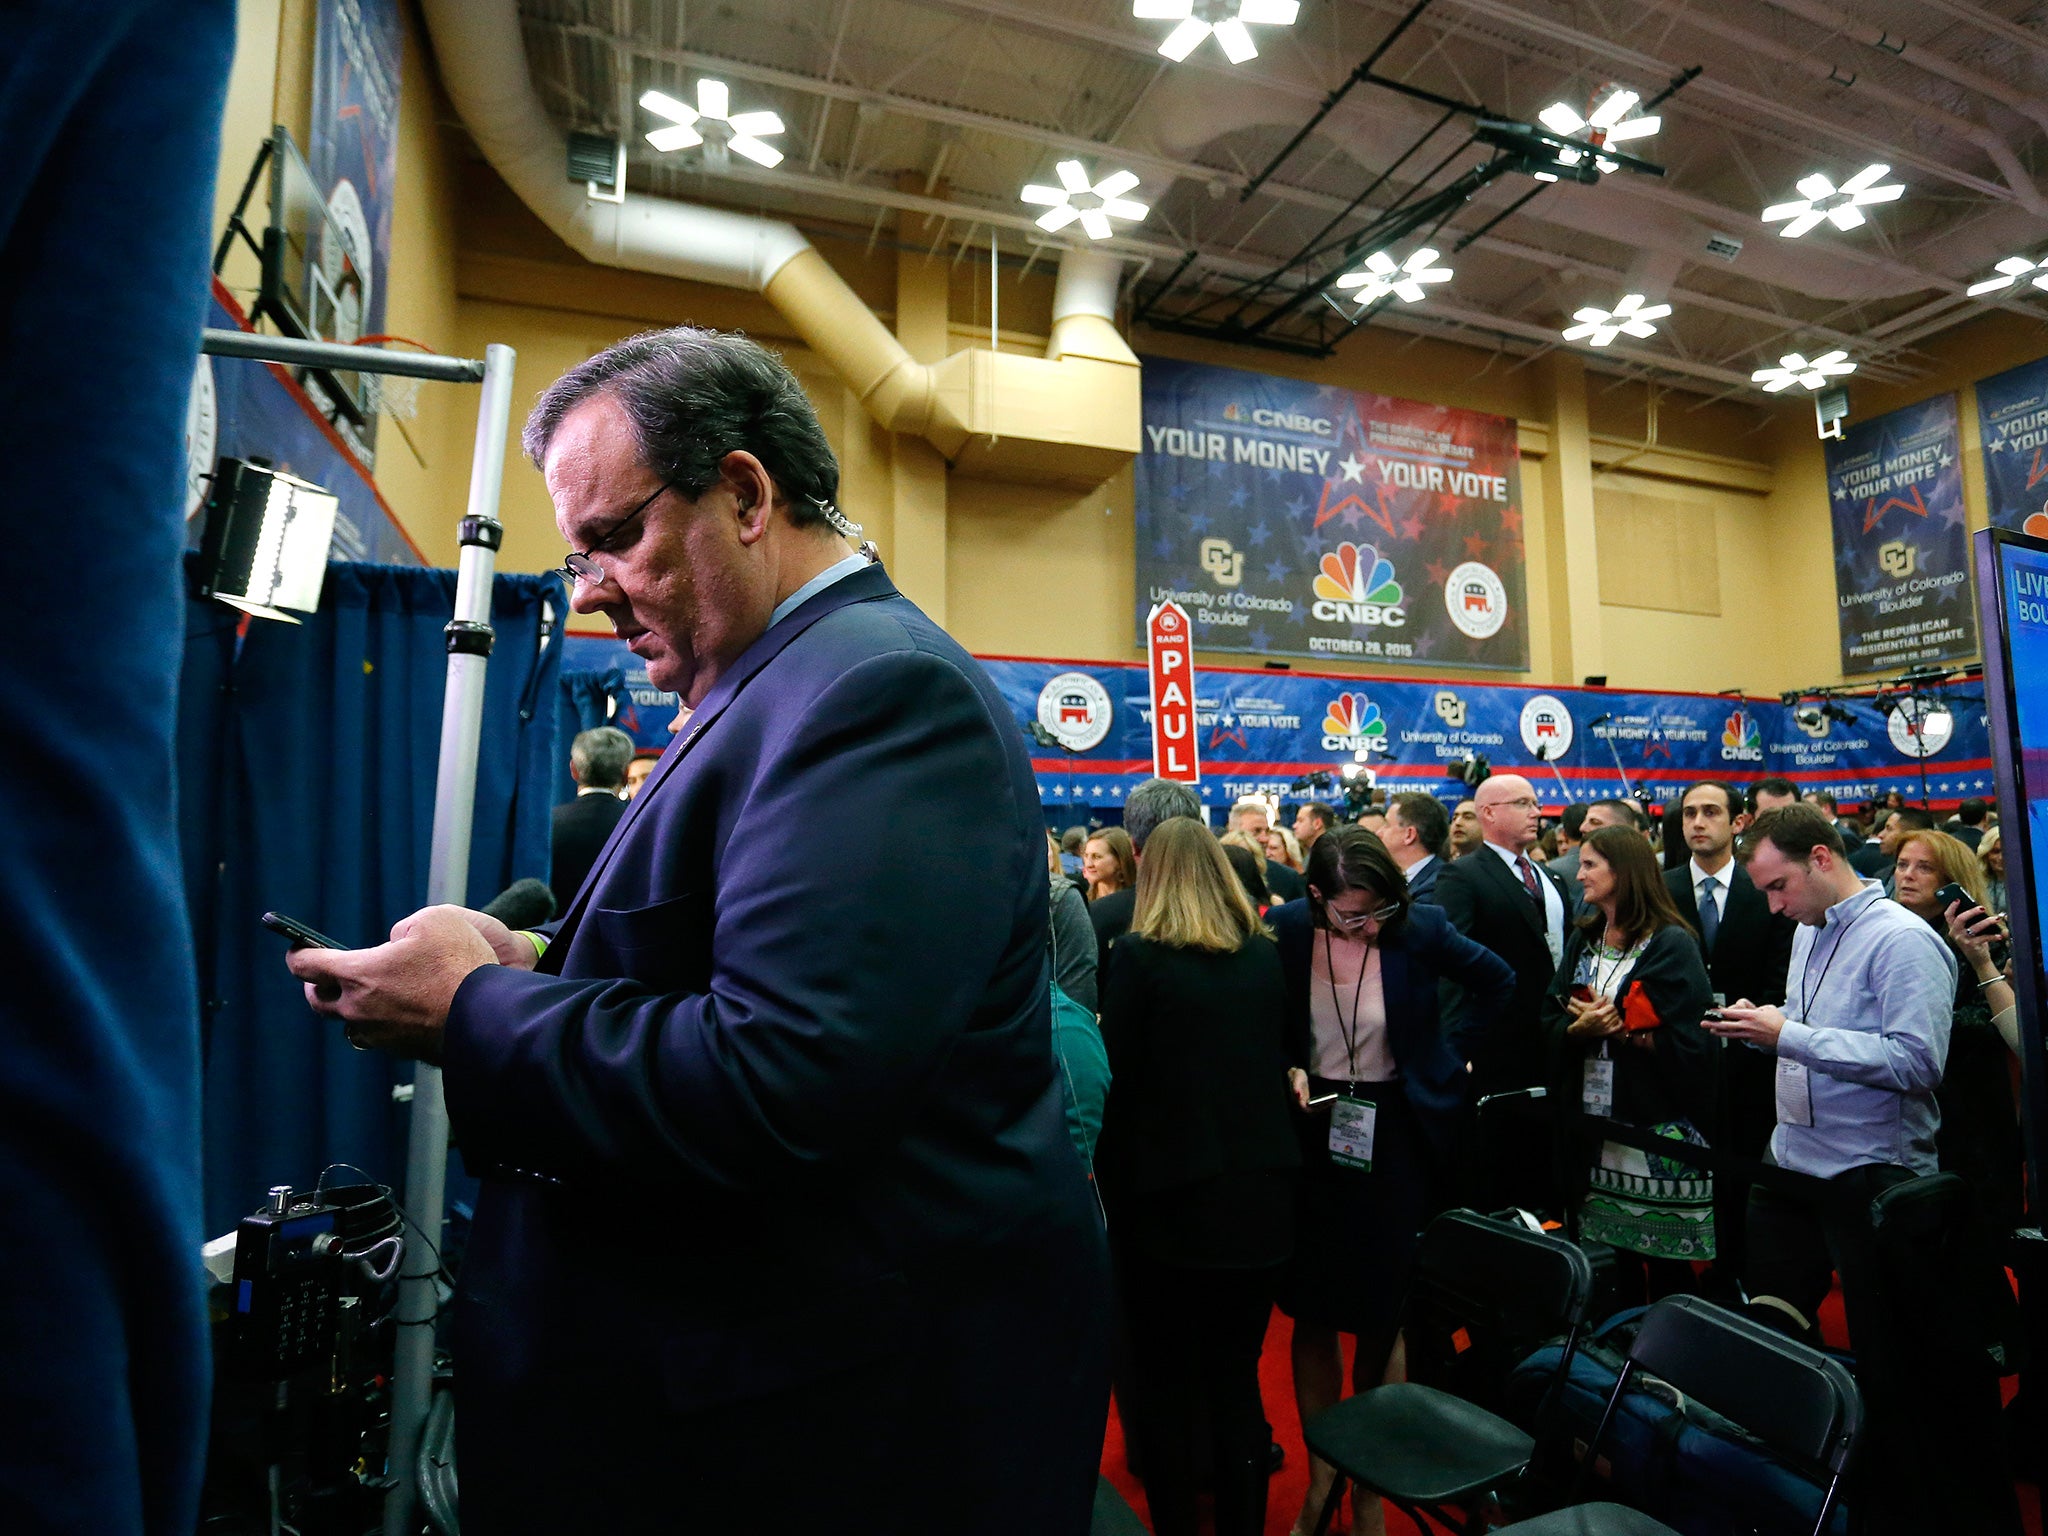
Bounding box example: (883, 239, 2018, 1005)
(1464, 534, 1490, 559)
(1248, 519, 1273, 547)
(1286, 496, 1310, 517)
(1413, 630, 1436, 657)
(1990, 437, 2007, 452)
(1154, 533, 1177, 560)
(1049, 784, 1066, 797)
(1425, 560, 1450, 586)
(1939, 451, 1954, 469)
(1861, 483, 1930, 533)
(1249, 625, 1272, 649)
(1186, 511, 1213, 536)
(1092, 785, 1105, 797)
(1338, 454, 1366, 482)
(1831, 481, 1851, 503)
(1265, 559, 1291, 584)
(1265, 466, 1285, 484)
(1499, 505, 1523, 536)
(1340, 505, 1368, 529)
(1166, 480, 1193, 502)
(1400, 516, 1427, 541)
(1207, 460, 1225, 477)
(1228, 485, 1249, 509)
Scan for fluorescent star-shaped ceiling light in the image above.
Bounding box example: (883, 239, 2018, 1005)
(1762, 164, 1903, 238)
(1335, 247, 1453, 305)
(640, 80, 786, 167)
(1561, 292, 1672, 347)
(1020, 161, 1148, 241)
(1968, 254, 2048, 297)
(1535, 85, 1660, 176)
(1136, 0, 1299, 64)
(1752, 350, 1856, 392)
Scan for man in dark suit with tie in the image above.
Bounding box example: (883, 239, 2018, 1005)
(1433, 773, 1571, 1097)
(1434, 774, 1572, 1211)
(288, 329, 1107, 1534)
(548, 726, 632, 905)
(1664, 780, 1796, 1286)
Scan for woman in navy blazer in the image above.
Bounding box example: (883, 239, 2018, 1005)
(1269, 826, 1514, 1536)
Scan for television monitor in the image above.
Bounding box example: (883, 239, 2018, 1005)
(1974, 525, 2048, 1202)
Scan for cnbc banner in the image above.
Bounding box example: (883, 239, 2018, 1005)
(1976, 355, 2048, 536)
(1824, 391, 1975, 675)
(1134, 356, 1529, 670)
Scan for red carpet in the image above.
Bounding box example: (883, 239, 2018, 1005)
(1097, 1305, 2043, 1536)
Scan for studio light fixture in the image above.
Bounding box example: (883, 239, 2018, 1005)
(1534, 85, 1660, 177)
(1968, 254, 2048, 297)
(1136, 0, 1299, 64)
(1751, 350, 1856, 393)
(1761, 164, 1903, 238)
(1561, 292, 1672, 347)
(1020, 161, 1149, 240)
(1334, 247, 1453, 305)
(640, 80, 786, 168)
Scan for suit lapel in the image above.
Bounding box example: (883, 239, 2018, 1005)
(1480, 847, 1546, 938)
(541, 563, 900, 965)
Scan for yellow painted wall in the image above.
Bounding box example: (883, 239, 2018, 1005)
(218, 2, 1949, 702)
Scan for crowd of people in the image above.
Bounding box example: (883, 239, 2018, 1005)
(1047, 773, 2021, 1536)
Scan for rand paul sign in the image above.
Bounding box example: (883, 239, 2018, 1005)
(1134, 355, 1529, 670)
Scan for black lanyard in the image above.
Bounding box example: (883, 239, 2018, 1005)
(1321, 925, 1376, 1088)
(1798, 898, 1870, 1021)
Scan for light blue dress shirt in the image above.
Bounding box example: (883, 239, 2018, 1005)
(1771, 880, 1955, 1178)
(768, 551, 870, 629)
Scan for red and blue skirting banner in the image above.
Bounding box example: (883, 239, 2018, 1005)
(557, 634, 1991, 813)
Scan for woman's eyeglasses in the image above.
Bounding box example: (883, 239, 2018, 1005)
(1321, 899, 1401, 931)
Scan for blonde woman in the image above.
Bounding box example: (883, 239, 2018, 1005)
(1889, 828, 2023, 1226)
(1259, 822, 1305, 873)
(1097, 819, 1300, 1536)
(1082, 826, 1136, 904)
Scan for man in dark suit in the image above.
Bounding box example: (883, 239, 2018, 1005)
(1431, 773, 1571, 1213)
(1665, 780, 1797, 1289)
(548, 725, 632, 904)
(1379, 791, 1449, 903)
(1433, 773, 1571, 1098)
(1090, 776, 1201, 966)
(1230, 796, 1305, 902)
(288, 330, 1107, 1534)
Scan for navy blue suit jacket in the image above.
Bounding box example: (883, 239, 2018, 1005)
(1268, 898, 1514, 1164)
(442, 564, 1105, 1529)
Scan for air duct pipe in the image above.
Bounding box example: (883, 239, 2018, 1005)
(418, 0, 1138, 483)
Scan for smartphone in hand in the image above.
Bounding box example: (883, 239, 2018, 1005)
(1933, 882, 1975, 916)
(260, 911, 349, 950)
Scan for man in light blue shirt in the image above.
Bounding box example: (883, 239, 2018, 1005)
(1709, 804, 1953, 1340)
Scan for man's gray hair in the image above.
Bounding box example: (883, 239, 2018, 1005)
(522, 328, 840, 528)
(1124, 778, 1204, 852)
(570, 727, 637, 789)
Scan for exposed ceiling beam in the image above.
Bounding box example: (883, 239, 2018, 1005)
(1917, 0, 2048, 67)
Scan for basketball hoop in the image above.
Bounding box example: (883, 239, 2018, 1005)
(347, 333, 436, 420)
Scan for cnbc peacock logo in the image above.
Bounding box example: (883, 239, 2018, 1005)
(1310, 542, 1408, 627)
(1322, 691, 1391, 754)
(1720, 709, 1765, 764)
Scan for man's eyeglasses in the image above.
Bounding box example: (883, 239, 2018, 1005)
(1492, 797, 1539, 811)
(555, 482, 671, 588)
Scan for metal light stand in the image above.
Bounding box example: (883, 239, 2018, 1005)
(198, 328, 516, 1536)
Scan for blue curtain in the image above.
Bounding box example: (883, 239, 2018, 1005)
(555, 665, 627, 802)
(178, 562, 564, 1235)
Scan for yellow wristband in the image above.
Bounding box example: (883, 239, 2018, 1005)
(518, 929, 548, 962)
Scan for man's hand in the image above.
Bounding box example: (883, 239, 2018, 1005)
(1704, 1001, 1786, 1049)
(285, 904, 499, 1063)
(457, 908, 541, 971)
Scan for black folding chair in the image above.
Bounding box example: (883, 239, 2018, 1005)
(1300, 1209, 1595, 1536)
(1494, 1293, 1863, 1536)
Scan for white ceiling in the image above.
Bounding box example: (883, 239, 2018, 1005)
(510, 0, 2048, 400)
